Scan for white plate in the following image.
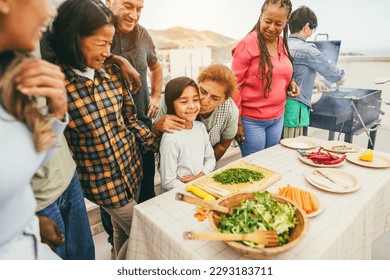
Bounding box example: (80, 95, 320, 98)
(304, 168, 359, 194)
(346, 152, 390, 168)
(299, 153, 346, 168)
(280, 138, 317, 150)
(321, 141, 361, 154)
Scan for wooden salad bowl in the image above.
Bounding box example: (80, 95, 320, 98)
(207, 192, 309, 259)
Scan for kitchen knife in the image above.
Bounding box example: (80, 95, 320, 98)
(185, 184, 216, 201)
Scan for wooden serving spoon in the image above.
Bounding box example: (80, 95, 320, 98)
(175, 192, 233, 215)
(183, 230, 280, 247)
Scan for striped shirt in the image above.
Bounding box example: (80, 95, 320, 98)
(62, 63, 158, 208)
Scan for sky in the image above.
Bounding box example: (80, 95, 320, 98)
(139, 0, 390, 55)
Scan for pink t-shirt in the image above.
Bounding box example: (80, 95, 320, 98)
(232, 31, 293, 120)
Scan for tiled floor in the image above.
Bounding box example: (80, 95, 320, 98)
(93, 127, 390, 260)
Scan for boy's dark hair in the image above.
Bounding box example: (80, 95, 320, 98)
(47, 0, 117, 71)
(289, 6, 318, 34)
(164, 77, 198, 115)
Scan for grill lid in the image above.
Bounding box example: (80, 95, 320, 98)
(308, 33, 341, 67)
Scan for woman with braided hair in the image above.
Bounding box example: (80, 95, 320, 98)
(231, 0, 300, 157)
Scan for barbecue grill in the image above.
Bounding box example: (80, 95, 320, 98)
(308, 88, 383, 149)
(304, 34, 384, 149)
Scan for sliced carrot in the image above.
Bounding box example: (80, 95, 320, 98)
(285, 186, 292, 200)
(296, 190, 301, 209)
(305, 192, 313, 213)
(277, 185, 320, 215)
(197, 215, 207, 222)
(295, 188, 304, 211)
(213, 214, 221, 220)
(291, 186, 298, 204)
(280, 186, 289, 197)
(309, 192, 318, 212)
(196, 207, 208, 215)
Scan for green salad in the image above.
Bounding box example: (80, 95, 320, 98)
(212, 168, 264, 185)
(218, 191, 297, 248)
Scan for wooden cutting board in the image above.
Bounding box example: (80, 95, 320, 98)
(193, 160, 281, 195)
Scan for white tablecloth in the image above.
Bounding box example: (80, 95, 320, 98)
(125, 136, 390, 259)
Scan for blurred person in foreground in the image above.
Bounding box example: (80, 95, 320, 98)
(45, 0, 158, 259)
(27, 0, 95, 261)
(284, 6, 345, 138)
(0, 0, 68, 259)
(231, 0, 300, 157)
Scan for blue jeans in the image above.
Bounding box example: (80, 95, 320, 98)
(138, 150, 156, 203)
(239, 116, 284, 157)
(100, 207, 113, 246)
(37, 170, 95, 260)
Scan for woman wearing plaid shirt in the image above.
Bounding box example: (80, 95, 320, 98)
(45, 0, 158, 259)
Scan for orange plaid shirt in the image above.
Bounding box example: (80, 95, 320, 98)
(62, 63, 158, 208)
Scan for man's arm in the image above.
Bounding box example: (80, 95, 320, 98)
(147, 61, 163, 118)
(108, 54, 141, 93)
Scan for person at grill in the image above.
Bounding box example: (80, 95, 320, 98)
(44, 0, 158, 259)
(155, 64, 239, 167)
(284, 6, 345, 138)
(0, 0, 68, 259)
(231, 0, 300, 157)
(159, 77, 216, 193)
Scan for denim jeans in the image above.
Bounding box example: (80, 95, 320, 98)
(100, 207, 113, 246)
(137, 150, 156, 203)
(239, 116, 284, 157)
(37, 170, 95, 260)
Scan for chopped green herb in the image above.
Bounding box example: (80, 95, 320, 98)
(212, 168, 264, 185)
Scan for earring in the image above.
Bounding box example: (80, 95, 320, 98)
(0, 6, 10, 14)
